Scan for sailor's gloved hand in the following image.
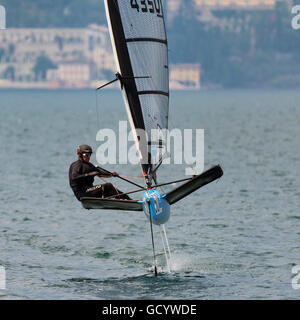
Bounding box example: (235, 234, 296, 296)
(85, 171, 99, 177)
(111, 172, 118, 177)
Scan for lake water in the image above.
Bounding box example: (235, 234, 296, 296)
(0, 89, 300, 299)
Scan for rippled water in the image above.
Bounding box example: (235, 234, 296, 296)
(0, 89, 300, 299)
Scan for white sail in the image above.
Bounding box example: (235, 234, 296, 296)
(104, 0, 169, 185)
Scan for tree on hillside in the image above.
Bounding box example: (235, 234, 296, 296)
(0, 48, 5, 62)
(33, 55, 57, 81)
(3, 66, 15, 81)
(54, 36, 64, 51)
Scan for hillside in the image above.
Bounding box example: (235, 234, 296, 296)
(1, 0, 106, 27)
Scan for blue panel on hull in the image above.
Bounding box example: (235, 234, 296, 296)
(140, 189, 171, 225)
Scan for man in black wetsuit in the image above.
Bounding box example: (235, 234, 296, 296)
(69, 144, 130, 201)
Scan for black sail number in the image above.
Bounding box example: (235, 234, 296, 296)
(130, 0, 162, 15)
(148, 0, 155, 13)
(154, 0, 161, 14)
(141, 0, 148, 12)
(130, 0, 139, 12)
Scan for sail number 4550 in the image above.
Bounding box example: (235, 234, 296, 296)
(130, 0, 163, 15)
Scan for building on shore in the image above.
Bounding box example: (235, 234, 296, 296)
(169, 64, 201, 90)
(193, 0, 276, 10)
(46, 60, 92, 89)
(0, 24, 115, 89)
(0, 24, 202, 90)
(166, 0, 284, 23)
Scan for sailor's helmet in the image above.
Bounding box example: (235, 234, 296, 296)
(77, 144, 93, 155)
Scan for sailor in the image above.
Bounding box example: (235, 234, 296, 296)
(69, 145, 130, 201)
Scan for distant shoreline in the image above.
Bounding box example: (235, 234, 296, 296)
(0, 86, 299, 92)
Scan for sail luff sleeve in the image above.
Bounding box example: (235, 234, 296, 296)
(105, 0, 169, 182)
(105, 0, 145, 131)
(105, 0, 149, 177)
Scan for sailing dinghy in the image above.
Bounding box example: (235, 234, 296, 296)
(81, 0, 223, 274)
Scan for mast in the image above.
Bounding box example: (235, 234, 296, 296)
(104, 0, 169, 187)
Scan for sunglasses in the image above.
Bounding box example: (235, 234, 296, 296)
(82, 153, 92, 157)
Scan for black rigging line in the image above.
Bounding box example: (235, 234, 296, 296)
(95, 166, 146, 190)
(95, 88, 101, 131)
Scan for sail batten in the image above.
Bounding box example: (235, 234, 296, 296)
(126, 38, 167, 45)
(137, 90, 169, 97)
(105, 0, 169, 186)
